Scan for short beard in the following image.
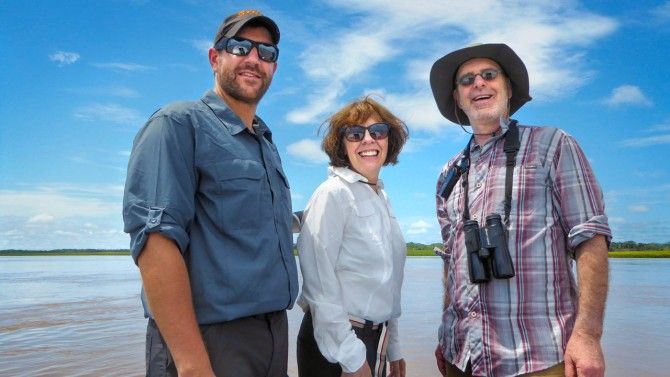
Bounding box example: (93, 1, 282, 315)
(217, 65, 271, 105)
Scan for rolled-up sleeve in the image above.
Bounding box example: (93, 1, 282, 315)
(552, 133, 612, 251)
(122, 114, 197, 264)
(297, 185, 367, 373)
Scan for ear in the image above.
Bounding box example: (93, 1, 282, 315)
(506, 78, 513, 99)
(208, 48, 219, 70)
(271, 61, 278, 74)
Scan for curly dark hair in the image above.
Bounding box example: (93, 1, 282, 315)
(321, 96, 409, 167)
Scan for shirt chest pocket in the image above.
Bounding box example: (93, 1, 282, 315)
(351, 199, 383, 245)
(214, 159, 266, 231)
(513, 161, 551, 217)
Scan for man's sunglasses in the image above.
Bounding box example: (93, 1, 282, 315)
(214, 37, 279, 63)
(342, 123, 390, 142)
(456, 68, 501, 87)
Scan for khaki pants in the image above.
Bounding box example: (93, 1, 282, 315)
(446, 361, 565, 377)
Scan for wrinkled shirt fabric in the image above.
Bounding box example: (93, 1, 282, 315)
(297, 166, 406, 372)
(436, 121, 611, 377)
(123, 90, 298, 324)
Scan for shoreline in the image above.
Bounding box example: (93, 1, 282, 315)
(2, 250, 669, 258)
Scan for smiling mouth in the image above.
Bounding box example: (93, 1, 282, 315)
(359, 150, 379, 157)
(473, 94, 493, 102)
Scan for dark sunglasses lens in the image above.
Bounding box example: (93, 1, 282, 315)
(368, 123, 389, 139)
(481, 69, 498, 81)
(257, 44, 278, 62)
(458, 74, 475, 86)
(344, 126, 365, 142)
(227, 39, 252, 56)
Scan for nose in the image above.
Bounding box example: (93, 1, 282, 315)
(361, 128, 375, 143)
(472, 73, 487, 87)
(243, 46, 262, 63)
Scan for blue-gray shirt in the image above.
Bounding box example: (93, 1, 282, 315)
(123, 90, 298, 324)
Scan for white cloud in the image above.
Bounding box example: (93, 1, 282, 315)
(654, 1, 670, 20)
(27, 214, 55, 223)
(407, 219, 433, 235)
(621, 134, 670, 147)
(603, 85, 653, 107)
(93, 62, 153, 72)
(628, 205, 650, 213)
(286, 139, 329, 165)
(286, 0, 618, 129)
(49, 51, 80, 66)
(0, 185, 126, 250)
(74, 103, 142, 124)
(189, 38, 213, 54)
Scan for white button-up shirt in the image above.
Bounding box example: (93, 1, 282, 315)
(297, 166, 406, 372)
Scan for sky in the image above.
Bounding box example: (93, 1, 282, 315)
(1, 0, 670, 250)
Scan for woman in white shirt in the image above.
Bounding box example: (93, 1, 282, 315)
(296, 97, 409, 377)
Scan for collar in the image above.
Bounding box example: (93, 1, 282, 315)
(200, 90, 273, 141)
(328, 166, 385, 189)
(470, 117, 514, 152)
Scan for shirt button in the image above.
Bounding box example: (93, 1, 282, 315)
(469, 312, 477, 318)
(475, 182, 482, 188)
(149, 218, 157, 223)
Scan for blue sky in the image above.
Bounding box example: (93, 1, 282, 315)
(2, 0, 670, 250)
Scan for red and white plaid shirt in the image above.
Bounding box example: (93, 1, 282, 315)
(436, 122, 611, 377)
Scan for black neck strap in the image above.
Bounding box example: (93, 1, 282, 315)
(461, 120, 519, 225)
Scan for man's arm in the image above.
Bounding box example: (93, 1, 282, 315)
(138, 233, 215, 377)
(564, 234, 609, 377)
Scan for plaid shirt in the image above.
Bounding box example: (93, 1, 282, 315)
(435, 122, 611, 377)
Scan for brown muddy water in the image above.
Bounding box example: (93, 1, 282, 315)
(1, 257, 668, 376)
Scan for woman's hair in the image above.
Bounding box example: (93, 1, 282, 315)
(321, 95, 409, 167)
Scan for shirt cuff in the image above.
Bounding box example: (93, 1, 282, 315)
(339, 337, 367, 373)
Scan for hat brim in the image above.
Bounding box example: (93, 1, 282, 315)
(430, 43, 532, 125)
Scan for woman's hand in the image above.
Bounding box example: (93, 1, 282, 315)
(388, 358, 406, 377)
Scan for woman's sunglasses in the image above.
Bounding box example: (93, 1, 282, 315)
(342, 123, 390, 142)
(456, 68, 500, 87)
(214, 37, 279, 63)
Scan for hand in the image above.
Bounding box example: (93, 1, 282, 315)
(564, 331, 605, 377)
(388, 358, 406, 377)
(435, 344, 446, 376)
(341, 361, 372, 377)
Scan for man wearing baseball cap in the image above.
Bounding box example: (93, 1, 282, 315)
(123, 9, 297, 377)
(430, 43, 611, 377)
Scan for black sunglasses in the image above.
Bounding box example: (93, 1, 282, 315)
(456, 68, 501, 87)
(214, 37, 279, 63)
(342, 123, 390, 142)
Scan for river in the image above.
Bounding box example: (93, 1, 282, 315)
(1, 256, 668, 376)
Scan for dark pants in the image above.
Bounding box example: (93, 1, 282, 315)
(296, 311, 386, 377)
(146, 311, 289, 377)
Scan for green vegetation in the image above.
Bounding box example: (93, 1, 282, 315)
(2, 241, 669, 258)
(608, 250, 670, 258)
(0, 249, 130, 256)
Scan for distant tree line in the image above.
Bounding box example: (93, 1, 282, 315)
(609, 241, 670, 251)
(410, 241, 670, 252)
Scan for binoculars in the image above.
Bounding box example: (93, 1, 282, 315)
(463, 214, 515, 284)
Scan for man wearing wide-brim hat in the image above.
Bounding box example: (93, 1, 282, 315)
(430, 43, 611, 377)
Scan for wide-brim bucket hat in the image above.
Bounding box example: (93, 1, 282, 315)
(430, 43, 532, 125)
